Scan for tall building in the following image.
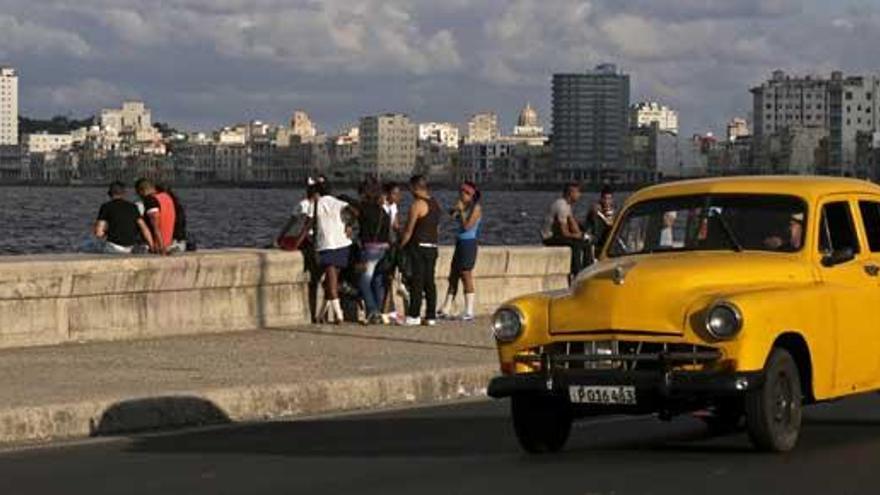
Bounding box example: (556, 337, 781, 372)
(0, 67, 19, 145)
(553, 64, 631, 183)
(466, 112, 498, 144)
(631, 102, 679, 135)
(828, 73, 880, 174)
(359, 113, 417, 179)
(751, 70, 830, 142)
(751, 70, 832, 174)
(750, 71, 828, 175)
(419, 122, 460, 149)
(751, 69, 880, 175)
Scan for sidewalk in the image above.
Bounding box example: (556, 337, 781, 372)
(0, 319, 497, 445)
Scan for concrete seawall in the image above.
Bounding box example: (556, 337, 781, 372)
(0, 246, 568, 349)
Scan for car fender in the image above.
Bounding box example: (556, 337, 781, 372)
(714, 284, 833, 399)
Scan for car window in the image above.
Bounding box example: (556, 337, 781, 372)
(608, 194, 806, 257)
(819, 201, 860, 255)
(858, 201, 880, 252)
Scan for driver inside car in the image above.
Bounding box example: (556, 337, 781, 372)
(763, 213, 804, 251)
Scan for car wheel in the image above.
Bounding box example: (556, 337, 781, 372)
(745, 348, 803, 452)
(511, 394, 573, 454)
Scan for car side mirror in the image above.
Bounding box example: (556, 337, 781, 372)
(821, 247, 855, 267)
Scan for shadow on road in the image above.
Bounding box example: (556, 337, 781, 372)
(121, 395, 880, 460)
(92, 396, 231, 437)
(126, 413, 517, 458)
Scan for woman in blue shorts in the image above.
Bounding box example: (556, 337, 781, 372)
(438, 181, 482, 321)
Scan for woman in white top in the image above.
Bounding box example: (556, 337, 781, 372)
(313, 182, 354, 324)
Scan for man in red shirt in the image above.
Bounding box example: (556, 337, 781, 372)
(135, 178, 177, 255)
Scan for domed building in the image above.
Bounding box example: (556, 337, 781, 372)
(511, 103, 548, 145)
(517, 103, 540, 129)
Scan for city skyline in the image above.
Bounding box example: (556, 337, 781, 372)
(0, 0, 870, 137)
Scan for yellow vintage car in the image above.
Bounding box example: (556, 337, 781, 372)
(488, 176, 880, 453)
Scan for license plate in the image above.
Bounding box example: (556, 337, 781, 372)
(569, 385, 637, 405)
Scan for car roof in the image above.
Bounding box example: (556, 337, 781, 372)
(626, 175, 880, 206)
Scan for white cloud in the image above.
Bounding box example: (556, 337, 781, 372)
(0, 14, 91, 58)
(28, 79, 138, 113)
(47, 1, 464, 76)
(832, 18, 856, 31)
(598, 0, 802, 21)
(3, 0, 880, 136)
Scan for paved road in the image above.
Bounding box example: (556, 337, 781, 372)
(4, 394, 880, 495)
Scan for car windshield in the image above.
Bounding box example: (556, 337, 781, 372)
(607, 194, 807, 257)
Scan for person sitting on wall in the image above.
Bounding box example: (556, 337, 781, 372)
(85, 181, 154, 254)
(541, 182, 590, 285)
(156, 184, 191, 253)
(135, 178, 177, 255)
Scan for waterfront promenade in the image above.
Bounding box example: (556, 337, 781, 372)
(0, 246, 568, 444)
(0, 319, 496, 445)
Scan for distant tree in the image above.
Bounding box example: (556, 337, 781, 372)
(153, 122, 182, 138)
(18, 115, 96, 135)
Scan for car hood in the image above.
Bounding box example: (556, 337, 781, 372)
(548, 251, 814, 336)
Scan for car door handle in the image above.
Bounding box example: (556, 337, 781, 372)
(865, 264, 880, 277)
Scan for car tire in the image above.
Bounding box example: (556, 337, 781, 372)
(511, 394, 573, 454)
(745, 348, 803, 452)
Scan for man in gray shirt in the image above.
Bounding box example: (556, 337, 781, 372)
(541, 183, 591, 284)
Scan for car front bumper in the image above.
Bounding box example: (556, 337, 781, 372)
(488, 369, 765, 411)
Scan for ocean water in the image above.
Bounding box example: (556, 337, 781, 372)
(0, 186, 620, 254)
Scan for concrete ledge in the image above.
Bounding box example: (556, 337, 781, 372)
(0, 365, 496, 445)
(0, 246, 568, 349)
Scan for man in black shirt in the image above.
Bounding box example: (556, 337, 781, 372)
(92, 181, 154, 254)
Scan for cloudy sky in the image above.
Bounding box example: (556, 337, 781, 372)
(2, 0, 878, 136)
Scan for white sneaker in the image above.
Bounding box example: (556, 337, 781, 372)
(461, 314, 475, 322)
(399, 317, 422, 326)
(425, 319, 438, 326)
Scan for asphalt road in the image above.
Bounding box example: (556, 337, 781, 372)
(4, 394, 880, 495)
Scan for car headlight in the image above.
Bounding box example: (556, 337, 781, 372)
(705, 301, 743, 340)
(492, 307, 525, 343)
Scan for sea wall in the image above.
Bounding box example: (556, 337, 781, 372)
(0, 247, 569, 349)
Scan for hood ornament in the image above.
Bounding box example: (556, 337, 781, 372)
(612, 262, 636, 285)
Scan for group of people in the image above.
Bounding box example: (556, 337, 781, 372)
(87, 175, 619, 323)
(276, 175, 483, 327)
(541, 183, 616, 283)
(86, 178, 190, 255)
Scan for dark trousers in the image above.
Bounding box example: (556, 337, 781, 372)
(447, 239, 478, 297)
(543, 235, 591, 279)
(301, 240, 323, 324)
(407, 246, 438, 319)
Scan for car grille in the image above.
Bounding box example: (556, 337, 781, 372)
(515, 340, 721, 372)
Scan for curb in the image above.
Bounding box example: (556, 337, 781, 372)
(0, 365, 498, 445)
